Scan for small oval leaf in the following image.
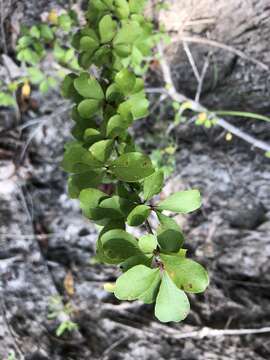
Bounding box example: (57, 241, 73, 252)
(89, 139, 114, 162)
(110, 152, 155, 182)
(74, 72, 104, 100)
(127, 204, 151, 226)
(158, 190, 202, 214)
(138, 234, 158, 253)
(78, 99, 100, 119)
(99, 14, 117, 43)
(115, 265, 160, 304)
(155, 272, 190, 323)
(100, 229, 141, 264)
(115, 68, 136, 94)
(161, 255, 209, 294)
(143, 170, 164, 201)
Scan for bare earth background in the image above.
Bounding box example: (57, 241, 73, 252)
(0, 0, 270, 359)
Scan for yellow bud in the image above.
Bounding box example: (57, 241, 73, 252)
(104, 283, 116, 293)
(164, 146, 176, 155)
(225, 132, 233, 141)
(178, 248, 187, 257)
(48, 9, 58, 24)
(22, 81, 31, 98)
(64, 271, 75, 296)
(198, 112, 207, 122)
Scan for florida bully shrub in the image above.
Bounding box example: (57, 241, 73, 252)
(61, 0, 209, 323)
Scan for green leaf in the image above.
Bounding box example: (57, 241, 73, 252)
(127, 204, 151, 226)
(114, 43, 132, 57)
(96, 219, 125, 264)
(101, 0, 114, 10)
(68, 170, 104, 198)
(99, 195, 134, 219)
(158, 190, 202, 214)
(78, 51, 94, 69)
(74, 73, 104, 100)
(62, 142, 103, 173)
(106, 114, 131, 138)
(114, 265, 161, 303)
(40, 24, 54, 41)
(97, 220, 126, 262)
(99, 219, 126, 238)
(30, 25, 40, 39)
(17, 35, 32, 47)
(117, 100, 133, 122)
(132, 77, 145, 94)
(143, 170, 164, 200)
(138, 234, 158, 253)
(89, 139, 114, 162)
(155, 271, 190, 323)
(120, 254, 152, 272)
(110, 152, 154, 182)
(161, 255, 209, 294)
(157, 213, 184, 253)
(79, 36, 99, 54)
(61, 73, 78, 99)
(100, 229, 141, 264)
(116, 182, 141, 202)
(113, 20, 142, 45)
(77, 99, 100, 118)
(72, 116, 97, 141)
(129, 0, 147, 13)
(17, 48, 41, 65)
(81, 27, 100, 43)
(47, 76, 57, 89)
(114, 0, 130, 19)
(115, 68, 136, 94)
(89, 0, 108, 12)
(99, 14, 117, 43)
(79, 188, 107, 219)
(0, 93, 16, 107)
(58, 14, 73, 32)
(128, 92, 149, 120)
(39, 80, 50, 94)
(92, 45, 111, 66)
(106, 84, 124, 103)
(83, 128, 103, 145)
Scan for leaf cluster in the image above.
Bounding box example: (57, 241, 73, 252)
(62, 0, 209, 323)
(0, 9, 80, 108)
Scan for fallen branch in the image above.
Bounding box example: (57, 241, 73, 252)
(170, 326, 270, 340)
(155, 43, 270, 153)
(182, 36, 270, 72)
(103, 303, 270, 340)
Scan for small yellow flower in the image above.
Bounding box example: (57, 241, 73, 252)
(225, 132, 233, 141)
(164, 146, 176, 155)
(48, 9, 58, 25)
(104, 283, 116, 293)
(22, 81, 31, 98)
(198, 112, 207, 123)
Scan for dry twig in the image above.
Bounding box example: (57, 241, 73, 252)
(182, 36, 270, 72)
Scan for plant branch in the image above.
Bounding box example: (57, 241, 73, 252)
(156, 42, 270, 153)
(169, 325, 270, 340)
(181, 36, 270, 72)
(145, 219, 154, 234)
